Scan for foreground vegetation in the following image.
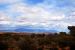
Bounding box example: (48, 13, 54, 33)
(0, 26, 75, 50)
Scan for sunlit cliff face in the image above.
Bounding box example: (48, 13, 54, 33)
(0, 0, 75, 32)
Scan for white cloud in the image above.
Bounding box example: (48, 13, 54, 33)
(7, 2, 65, 23)
(0, 0, 75, 32)
(0, 12, 14, 25)
(0, 0, 21, 4)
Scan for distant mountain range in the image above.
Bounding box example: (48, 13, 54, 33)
(0, 28, 57, 33)
(14, 28, 57, 33)
(0, 24, 57, 33)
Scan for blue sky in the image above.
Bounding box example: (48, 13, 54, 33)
(0, 0, 75, 32)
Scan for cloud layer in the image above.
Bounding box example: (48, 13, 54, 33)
(0, 0, 75, 32)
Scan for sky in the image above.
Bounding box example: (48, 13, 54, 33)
(0, 0, 75, 32)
